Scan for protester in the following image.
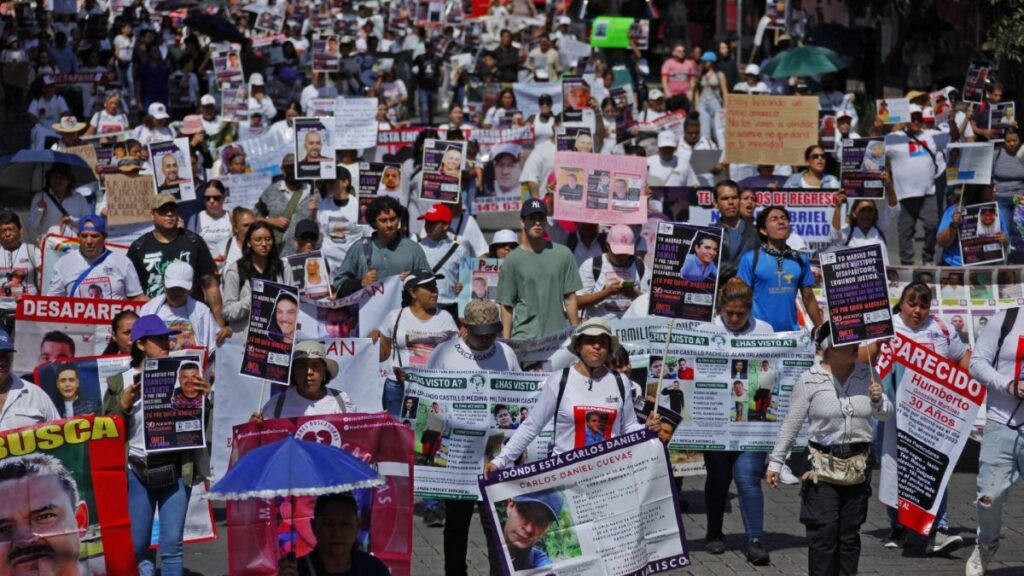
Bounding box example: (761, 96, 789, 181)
(784, 145, 840, 189)
(315, 171, 364, 271)
(28, 163, 92, 238)
(416, 204, 465, 319)
(576, 224, 644, 320)
(485, 229, 519, 259)
(0, 328, 60, 429)
(710, 180, 759, 277)
(885, 104, 942, 265)
(937, 185, 1010, 266)
(101, 309, 139, 356)
(257, 154, 314, 255)
(0, 210, 40, 331)
(222, 221, 286, 333)
(693, 52, 727, 145)
(829, 181, 899, 251)
(139, 260, 225, 353)
(186, 181, 233, 267)
(257, 340, 353, 419)
(661, 43, 696, 111)
(276, 493, 390, 576)
(376, 270, 458, 372)
(48, 215, 144, 300)
(991, 126, 1024, 258)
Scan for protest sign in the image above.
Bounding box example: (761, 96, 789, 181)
(649, 222, 722, 323)
(504, 326, 575, 371)
(689, 149, 723, 176)
(457, 256, 503, 317)
(555, 126, 592, 152)
(723, 94, 818, 166)
(876, 333, 985, 535)
(241, 280, 299, 385)
(553, 151, 647, 225)
(589, 16, 634, 49)
(989, 101, 1015, 140)
(333, 97, 380, 150)
(819, 111, 837, 151)
(420, 138, 465, 204)
(286, 250, 332, 300)
(149, 137, 195, 201)
(648, 327, 813, 452)
(359, 161, 403, 198)
(228, 413, 414, 576)
(512, 82, 563, 118)
(562, 75, 591, 124)
(403, 369, 552, 499)
(946, 142, 994, 185)
(629, 19, 650, 50)
(480, 430, 689, 575)
(213, 48, 244, 84)
(104, 173, 155, 225)
(64, 143, 98, 172)
(311, 35, 340, 72)
(220, 81, 249, 122)
(0, 415, 135, 574)
(765, 0, 790, 29)
(232, 128, 292, 175)
(688, 187, 836, 251)
(478, 143, 527, 213)
(13, 295, 145, 375)
(959, 202, 1006, 266)
(35, 354, 130, 418)
(304, 275, 403, 339)
(254, 7, 284, 33)
(559, 36, 592, 69)
(962, 61, 990, 104)
(820, 244, 894, 345)
(877, 98, 911, 124)
(142, 354, 206, 452)
(840, 137, 886, 198)
(222, 172, 274, 210)
(293, 117, 335, 180)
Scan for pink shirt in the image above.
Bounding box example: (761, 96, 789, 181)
(661, 59, 697, 97)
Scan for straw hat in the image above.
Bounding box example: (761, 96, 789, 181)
(52, 115, 86, 133)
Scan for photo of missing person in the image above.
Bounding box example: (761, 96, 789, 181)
(416, 401, 446, 466)
(586, 170, 610, 210)
(751, 359, 776, 422)
(400, 396, 419, 419)
(157, 151, 188, 191)
(731, 359, 749, 380)
(731, 380, 746, 422)
(471, 274, 490, 300)
(976, 206, 1000, 236)
(998, 268, 1023, 301)
(376, 164, 403, 197)
(680, 233, 720, 283)
(441, 145, 463, 179)
(557, 168, 585, 203)
(860, 140, 885, 172)
(269, 292, 299, 345)
(320, 304, 358, 338)
(171, 361, 204, 411)
(42, 361, 102, 418)
(970, 270, 994, 302)
(294, 119, 335, 180)
(495, 489, 580, 571)
(484, 144, 522, 197)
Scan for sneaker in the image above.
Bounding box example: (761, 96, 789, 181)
(425, 509, 445, 528)
(966, 542, 998, 576)
(746, 538, 771, 566)
(927, 529, 963, 556)
(883, 526, 906, 549)
(779, 464, 800, 485)
(706, 537, 726, 555)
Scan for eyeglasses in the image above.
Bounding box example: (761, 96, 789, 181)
(808, 153, 826, 160)
(204, 195, 224, 202)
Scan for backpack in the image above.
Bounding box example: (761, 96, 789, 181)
(590, 255, 645, 288)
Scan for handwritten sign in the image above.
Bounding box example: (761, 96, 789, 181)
(333, 97, 379, 150)
(104, 174, 154, 225)
(64, 144, 98, 173)
(724, 94, 818, 166)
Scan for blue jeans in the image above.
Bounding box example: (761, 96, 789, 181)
(698, 96, 722, 145)
(128, 468, 192, 576)
(997, 195, 1024, 260)
(976, 419, 1024, 544)
(704, 450, 766, 540)
(418, 90, 438, 125)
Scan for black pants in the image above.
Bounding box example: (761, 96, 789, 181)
(800, 478, 872, 576)
(445, 500, 502, 576)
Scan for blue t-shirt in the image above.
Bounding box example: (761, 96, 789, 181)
(737, 248, 814, 331)
(938, 204, 1011, 266)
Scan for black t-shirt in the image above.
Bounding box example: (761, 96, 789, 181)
(413, 53, 443, 91)
(297, 549, 391, 576)
(128, 230, 217, 301)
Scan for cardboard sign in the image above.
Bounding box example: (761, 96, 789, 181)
(104, 174, 155, 225)
(723, 94, 818, 166)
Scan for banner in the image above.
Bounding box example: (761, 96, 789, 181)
(723, 95, 818, 166)
(149, 137, 195, 201)
(959, 201, 1005, 266)
(840, 137, 886, 198)
(104, 174, 156, 226)
(35, 353, 130, 418)
(231, 129, 292, 176)
(14, 295, 145, 375)
(553, 151, 647, 225)
(285, 250, 332, 300)
(241, 280, 299, 385)
(142, 354, 205, 453)
(333, 97, 380, 150)
(403, 368, 552, 499)
(293, 117, 336, 180)
(647, 327, 813, 451)
(228, 414, 414, 576)
(420, 138, 465, 204)
(0, 416, 135, 574)
(479, 430, 689, 574)
(457, 256, 502, 317)
(962, 61, 990, 104)
(303, 275, 403, 339)
(877, 332, 985, 535)
(687, 187, 836, 251)
(512, 82, 563, 118)
(820, 244, 894, 345)
(877, 98, 911, 125)
(649, 222, 721, 323)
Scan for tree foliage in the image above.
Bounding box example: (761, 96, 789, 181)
(983, 0, 1024, 63)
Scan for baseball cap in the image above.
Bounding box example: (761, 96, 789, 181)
(513, 489, 564, 523)
(404, 270, 444, 292)
(657, 130, 678, 149)
(557, 15, 571, 25)
(418, 203, 453, 223)
(200, 94, 217, 107)
(520, 198, 547, 218)
(648, 88, 665, 101)
(836, 109, 854, 120)
(148, 102, 170, 120)
(152, 193, 179, 210)
(0, 328, 15, 353)
(463, 300, 503, 336)
(78, 214, 107, 235)
(249, 72, 265, 87)
(491, 143, 522, 161)
(130, 314, 181, 343)
(700, 52, 718, 62)
(909, 104, 924, 117)
(744, 63, 760, 76)
(295, 218, 319, 238)
(606, 224, 635, 255)
(164, 260, 193, 290)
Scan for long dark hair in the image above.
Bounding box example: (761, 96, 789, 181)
(238, 221, 283, 286)
(102, 309, 138, 355)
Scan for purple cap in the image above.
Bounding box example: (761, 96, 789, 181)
(130, 314, 181, 343)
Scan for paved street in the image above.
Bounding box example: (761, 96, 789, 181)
(187, 463, 1024, 574)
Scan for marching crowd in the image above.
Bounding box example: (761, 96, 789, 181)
(0, 1, 1023, 575)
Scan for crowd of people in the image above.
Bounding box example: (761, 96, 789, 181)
(0, 1, 1022, 575)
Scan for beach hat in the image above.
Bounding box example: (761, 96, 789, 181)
(569, 318, 620, 355)
(489, 229, 518, 250)
(292, 340, 339, 379)
(178, 114, 204, 135)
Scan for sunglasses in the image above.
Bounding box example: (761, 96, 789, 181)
(155, 205, 178, 215)
(204, 195, 224, 202)
(808, 153, 826, 160)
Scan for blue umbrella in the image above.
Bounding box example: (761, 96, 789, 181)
(208, 436, 383, 500)
(0, 149, 97, 192)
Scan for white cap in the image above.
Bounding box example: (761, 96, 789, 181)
(490, 229, 519, 246)
(744, 64, 760, 76)
(148, 102, 169, 120)
(649, 88, 665, 100)
(164, 260, 193, 290)
(200, 94, 217, 106)
(249, 72, 265, 87)
(909, 104, 924, 116)
(557, 15, 571, 25)
(657, 130, 678, 148)
(836, 109, 854, 120)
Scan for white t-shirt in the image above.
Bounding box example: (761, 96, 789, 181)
(114, 34, 134, 62)
(88, 110, 130, 134)
(646, 154, 699, 187)
(139, 295, 218, 355)
(0, 243, 41, 310)
(196, 212, 233, 267)
(317, 195, 365, 272)
(577, 255, 642, 320)
(260, 386, 355, 419)
(28, 190, 92, 238)
(885, 129, 938, 200)
(891, 314, 968, 361)
(426, 338, 521, 371)
(519, 139, 556, 187)
(381, 308, 458, 368)
(47, 249, 143, 299)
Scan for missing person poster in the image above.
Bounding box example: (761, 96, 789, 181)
(478, 143, 525, 213)
(420, 139, 465, 204)
(555, 126, 593, 152)
(819, 111, 837, 151)
(0, 415, 136, 574)
(293, 117, 336, 180)
(962, 61, 990, 104)
(959, 202, 1006, 266)
(553, 151, 647, 225)
(311, 35, 340, 73)
(241, 279, 299, 385)
(562, 75, 592, 124)
(359, 161, 404, 199)
(876, 98, 911, 125)
(946, 142, 994, 186)
(148, 137, 195, 201)
(141, 354, 206, 453)
(286, 250, 332, 300)
(213, 48, 244, 84)
(35, 354, 130, 418)
(479, 430, 689, 575)
(648, 223, 722, 323)
(457, 256, 502, 317)
(765, 0, 790, 29)
(840, 137, 886, 198)
(989, 101, 1015, 140)
(820, 244, 894, 346)
(876, 332, 985, 536)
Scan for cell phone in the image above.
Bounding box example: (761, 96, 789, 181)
(621, 280, 636, 289)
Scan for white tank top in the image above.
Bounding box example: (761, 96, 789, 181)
(533, 114, 555, 143)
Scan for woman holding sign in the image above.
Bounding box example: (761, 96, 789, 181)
(484, 319, 662, 475)
(766, 321, 892, 576)
(222, 221, 286, 332)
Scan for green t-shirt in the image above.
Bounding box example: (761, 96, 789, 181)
(497, 242, 583, 339)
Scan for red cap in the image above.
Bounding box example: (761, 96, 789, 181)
(418, 203, 453, 223)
